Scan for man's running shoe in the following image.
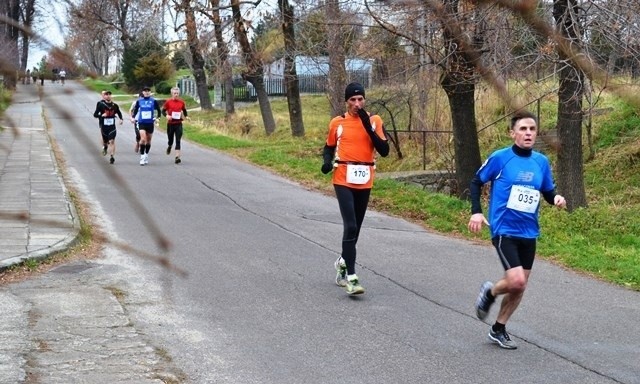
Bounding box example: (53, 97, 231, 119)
(475, 281, 495, 320)
(144, 154, 149, 164)
(345, 275, 364, 295)
(139, 155, 145, 166)
(166, 146, 171, 155)
(175, 156, 181, 164)
(134, 142, 140, 153)
(102, 146, 107, 156)
(109, 156, 115, 164)
(488, 327, 517, 349)
(334, 257, 347, 287)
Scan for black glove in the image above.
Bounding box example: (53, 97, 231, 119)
(357, 108, 373, 133)
(357, 110, 390, 157)
(321, 144, 336, 174)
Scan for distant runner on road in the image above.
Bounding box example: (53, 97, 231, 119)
(94, 90, 111, 156)
(130, 86, 161, 166)
(161, 87, 189, 164)
(93, 90, 123, 164)
(129, 91, 143, 154)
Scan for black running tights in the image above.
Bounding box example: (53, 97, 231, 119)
(334, 185, 371, 275)
(167, 123, 183, 150)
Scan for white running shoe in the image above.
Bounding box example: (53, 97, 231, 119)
(345, 274, 365, 295)
(139, 155, 145, 166)
(144, 154, 149, 164)
(334, 257, 347, 287)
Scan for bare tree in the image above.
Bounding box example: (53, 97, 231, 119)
(67, 7, 115, 75)
(230, 0, 276, 135)
(19, 0, 35, 71)
(278, 0, 305, 137)
(325, 0, 347, 117)
(209, 0, 235, 116)
(553, 0, 587, 210)
(174, 0, 213, 109)
(70, 0, 156, 52)
(1, 0, 21, 89)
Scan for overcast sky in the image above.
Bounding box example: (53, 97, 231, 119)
(27, 2, 66, 69)
(26, 0, 279, 70)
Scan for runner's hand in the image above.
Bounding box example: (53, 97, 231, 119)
(554, 195, 567, 209)
(357, 108, 373, 133)
(321, 163, 333, 174)
(468, 213, 489, 233)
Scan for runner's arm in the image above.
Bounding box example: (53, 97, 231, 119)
(115, 105, 123, 120)
(131, 101, 139, 117)
(469, 175, 485, 214)
(357, 109, 389, 157)
(93, 102, 102, 118)
(321, 144, 336, 174)
(541, 189, 557, 205)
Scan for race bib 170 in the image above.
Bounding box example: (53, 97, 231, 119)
(346, 164, 371, 185)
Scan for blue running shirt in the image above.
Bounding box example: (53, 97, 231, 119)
(476, 147, 555, 239)
(137, 97, 156, 124)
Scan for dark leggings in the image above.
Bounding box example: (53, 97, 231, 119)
(167, 123, 183, 150)
(334, 185, 371, 275)
(134, 124, 140, 143)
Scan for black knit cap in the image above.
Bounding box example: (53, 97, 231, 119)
(344, 82, 365, 101)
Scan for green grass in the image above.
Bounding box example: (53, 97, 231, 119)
(83, 77, 201, 109)
(0, 86, 11, 115)
(177, 91, 640, 291)
(84, 78, 129, 95)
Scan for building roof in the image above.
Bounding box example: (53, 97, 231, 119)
(292, 56, 373, 76)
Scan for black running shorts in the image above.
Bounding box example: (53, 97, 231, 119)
(491, 235, 536, 270)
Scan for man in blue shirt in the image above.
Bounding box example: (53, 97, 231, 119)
(469, 110, 566, 349)
(130, 86, 161, 166)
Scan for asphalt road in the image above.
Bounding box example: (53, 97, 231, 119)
(37, 81, 640, 383)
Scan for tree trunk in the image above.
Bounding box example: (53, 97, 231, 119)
(183, 0, 212, 109)
(231, 0, 276, 135)
(2, 0, 20, 89)
(553, 0, 587, 211)
(441, 75, 481, 199)
(19, 0, 35, 72)
(224, 75, 234, 116)
(210, 0, 234, 116)
(103, 42, 109, 75)
(440, 0, 482, 199)
(279, 0, 305, 137)
(326, 0, 347, 117)
(20, 33, 29, 72)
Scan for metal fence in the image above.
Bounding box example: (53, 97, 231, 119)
(220, 71, 371, 102)
(177, 77, 199, 102)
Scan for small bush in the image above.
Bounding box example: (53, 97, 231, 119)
(0, 86, 11, 112)
(155, 81, 174, 95)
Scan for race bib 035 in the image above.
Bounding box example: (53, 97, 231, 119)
(506, 185, 540, 213)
